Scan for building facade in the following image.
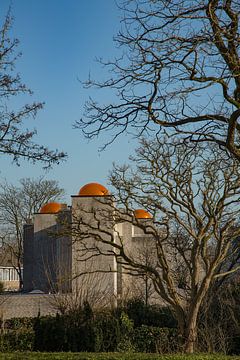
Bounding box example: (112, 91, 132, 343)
(23, 182, 154, 306)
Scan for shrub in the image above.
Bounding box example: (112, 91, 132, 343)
(0, 329, 34, 351)
(93, 311, 121, 352)
(117, 312, 135, 352)
(4, 317, 34, 330)
(4, 306, 179, 353)
(122, 298, 177, 328)
(133, 326, 178, 353)
(63, 302, 95, 352)
(33, 314, 67, 352)
(33, 306, 121, 353)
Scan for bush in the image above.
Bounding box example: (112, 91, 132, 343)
(4, 317, 35, 330)
(1, 305, 179, 353)
(0, 329, 34, 351)
(93, 311, 121, 352)
(117, 312, 135, 352)
(133, 326, 178, 353)
(33, 314, 67, 352)
(122, 299, 177, 328)
(62, 302, 96, 352)
(0, 317, 35, 352)
(33, 305, 121, 353)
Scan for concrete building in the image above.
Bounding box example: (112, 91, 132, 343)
(23, 182, 153, 305)
(0, 266, 22, 291)
(0, 245, 23, 291)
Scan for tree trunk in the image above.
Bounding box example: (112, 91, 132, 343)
(184, 320, 198, 353)
(184, 306, 200, 353)
(19, 277, 23, 291)
(17, 266, 23, 291)
(175, 304, 199, 353)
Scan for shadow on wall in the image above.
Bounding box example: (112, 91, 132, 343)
(23, 214, 72, 294)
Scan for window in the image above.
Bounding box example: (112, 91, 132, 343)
(0, 267, 21, 281)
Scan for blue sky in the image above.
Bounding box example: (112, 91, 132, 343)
(0, 0, 137, 201)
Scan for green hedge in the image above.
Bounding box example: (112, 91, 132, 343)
(4, 317, 35, 330)
(0, 311, 179, 353)
(122, 299, 177, 328)
(0, 329, 34, 352)
(31, 311, 179, 353)
(93, 312, 121, 352)
(1, 299, 239, 355)
(133, 326, 178, 353)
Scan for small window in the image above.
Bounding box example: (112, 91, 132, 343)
(3, 268, 9, 281)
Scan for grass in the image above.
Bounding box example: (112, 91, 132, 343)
(1, 354, 240, 360)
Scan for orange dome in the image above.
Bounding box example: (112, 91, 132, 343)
(78, 183, 109, 196)
(39, 202, 62, 214)
(134, 209, 152, 219)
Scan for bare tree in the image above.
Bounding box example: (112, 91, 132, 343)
(0, 177, 65, 290)
(0, 11, 66, 167)
(126, 242, 156, 306)
(197, 277, 240, 353)
(76, 0, 240, 160)
(70, 138, 240, 353)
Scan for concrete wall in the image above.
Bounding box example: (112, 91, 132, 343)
(23, 224, 34, 292)
(23, 211, 72, 294)
(0, 294, 57, 319)
(71, 195, 116, 306)
(117, 218, 162, 304)
(33, 213, 60, 292)
(22, 195, 163, 307)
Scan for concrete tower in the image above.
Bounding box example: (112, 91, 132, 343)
(119, 209, 155, 303)
(23, 183, 157, 306)
(71, 183, 117, 306)
(23, 222, 34, 292)
(23, 202, 71, 293)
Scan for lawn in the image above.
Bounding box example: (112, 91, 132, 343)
(1, 354, 240, 360)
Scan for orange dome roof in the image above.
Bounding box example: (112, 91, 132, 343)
(39, 202, 62, 214)
(78, 182, 109, 196)
(134, 209, 152, 219)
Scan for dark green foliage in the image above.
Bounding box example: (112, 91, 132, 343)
(33, 314, 42, 351)
(33, 314, 67, 351)
(31, 308, 179, 353)
(0, 317, 35, 352)
(33, 304, 121, 352)
(3, 293, 240, 355)
(0, 298, 180, 354)
(66, 301, 95, 352)
(230, 336, 240, 356)
(4, 317, 35, 330)
(133, 326, 178, 353)
(93, 312, 121, 352)
(0, 302, 180, 353)
(0, 329, 34, 351)
(117, 312, 135, 352)
(122, 299, 177, 328)
(74, 301, 95, 352)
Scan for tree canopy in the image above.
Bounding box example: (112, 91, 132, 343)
(0, 12, 66, 167)
(0, 177, 65, 289)
(71, 138, 240, 352)
(77, 0, 240, 160)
